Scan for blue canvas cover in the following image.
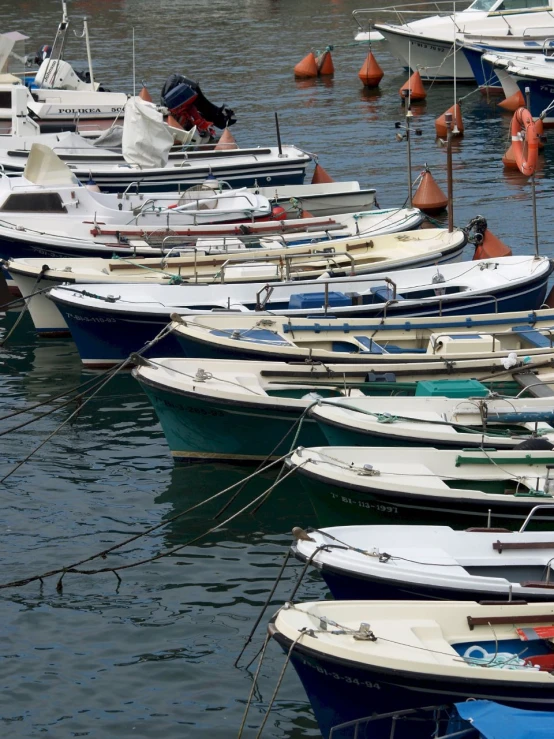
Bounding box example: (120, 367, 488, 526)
(454, 701, 554, 739)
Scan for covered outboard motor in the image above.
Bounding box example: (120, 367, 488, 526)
(34, 44, 52, 65)
(160, 74, 236, 137)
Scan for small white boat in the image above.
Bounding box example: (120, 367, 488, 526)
(166, 308, 554, 364)
(269, 599, 554, 739)
(286, 446, 554, 527)
(309, 394, 554, 449)
(293, 519, 554, 601)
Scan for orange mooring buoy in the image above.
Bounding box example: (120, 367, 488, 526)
(358, 52, 384, 87)
(473, 228, 512, 260)
(412, 168, 447, 214)
(294, 52, 318, 78)
(215, 127, 238, 150)
(301, 209, 315, 219)
(399, 71, 426, 102)
(498, 90, 525, 111)
(435, 103, 464, 138)
(502, 144, 518, 169)
(317, 49, 334, 76)
(312, 163, 335, 184)
(139, 86, 153, 102)
(167, 114, 183, 129)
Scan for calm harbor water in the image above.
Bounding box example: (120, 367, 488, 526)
(1, 0, 554, 736)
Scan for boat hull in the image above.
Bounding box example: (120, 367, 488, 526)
(293, 551, 554, 602)
(137, 380, 325, 462)
(293, 465, 554, 529)
(461, 45, 502, 90)
(270, 623, 554, 739)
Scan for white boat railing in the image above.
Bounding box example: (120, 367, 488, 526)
(353, 2, 471, 30)
(329, 704, 472, 739)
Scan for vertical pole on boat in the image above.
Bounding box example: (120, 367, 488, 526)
(83, 18, 95, 91)
(453, 3, 458, 132)
(525, 86, 540, 257)
(275, 112, 283, 157)
(446, 112, 454, 233)
(406, 106, 413, 207)
(132, 27, 136, 97)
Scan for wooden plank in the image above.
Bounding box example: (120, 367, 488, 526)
(493, 541, 554, 552)
(522, 582, 554, 589)
(468, 613, 554, 630)
(514, 372, 554, 398)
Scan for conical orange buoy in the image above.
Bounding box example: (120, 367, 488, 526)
(502, 144, 518, 169)
(435, 103, 464, 138)
(498, 90, 525, 111)
(399, 70, 426, 102)
(473, 229, 512, 260)
(167, 114, 183, 129)
(317, 49, 334, 76)
(215, 127, 238, 150)
(294, 52, 318, 78)
(535, 117, 546, 149)
(311, 163, 335, 184)
(139, 86, 153, 102)
(412, 168, 447, 214)
(358, 52, 384, 88)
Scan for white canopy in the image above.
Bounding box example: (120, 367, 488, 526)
(23, 143, 81, 186)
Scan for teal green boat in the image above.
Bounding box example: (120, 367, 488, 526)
(310, 394, 554, 450)
(286, 446, 554, 529)
(132, 356, 548, 462)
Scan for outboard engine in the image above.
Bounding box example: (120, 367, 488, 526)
(160, 74, 236, 138)
(34, 45, 52, 65)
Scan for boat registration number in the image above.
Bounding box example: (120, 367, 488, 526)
(329, 491, 398, 515)
(298, 655, 381, 689)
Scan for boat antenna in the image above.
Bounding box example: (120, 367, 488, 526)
(132, 27, 136, 96)
(525, 86, 540, 257)
(74, 17, 95, 91)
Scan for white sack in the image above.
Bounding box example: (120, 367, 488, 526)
(122, 96, 174, 169)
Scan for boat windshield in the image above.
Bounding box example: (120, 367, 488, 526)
(469, 0, 549, 9)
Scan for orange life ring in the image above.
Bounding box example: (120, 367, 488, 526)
(511, 107, 539, 177)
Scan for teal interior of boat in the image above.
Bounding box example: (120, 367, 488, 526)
(263, 379, 530, 400)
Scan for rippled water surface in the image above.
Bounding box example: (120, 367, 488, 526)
(1, 0, 554, 736)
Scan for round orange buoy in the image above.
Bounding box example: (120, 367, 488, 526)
(139, 86, 153, 102)
(502, 144, 518, 170)
(167, 114, 183, 129)
(317, 50, 334, 76)
(435, 103, 464, 138)
(498, 90, 525, 111)
(535, 116, 546, 149)
(412, 168, 447, 214)
(301, 209, 314, 219)
(294, 52, 318, 78)
(215, 127, 238, 150)
(358, 52, 384, 87)
(271, 205, 287, 221)
(511, 107, 539, 177)
(473, 229, 512, 260)
(399, 71, 426, 102)
(312, 163, 335, 184)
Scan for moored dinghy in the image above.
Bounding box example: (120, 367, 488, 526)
(309, 394, 554, 449)
(292, 520, 554, 601)
(269, 600, 554, 739)
(285, 446, 554, 527)
(46, 255, 552, 360)
(168, 309, 554, 363)
(131, 357, 554, 462)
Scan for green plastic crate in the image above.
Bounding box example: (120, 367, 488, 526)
(415, 379, 489, 398)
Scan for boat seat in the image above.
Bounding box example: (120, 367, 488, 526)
(512, 325, 553, 349)
(370, 286, 404, 303)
